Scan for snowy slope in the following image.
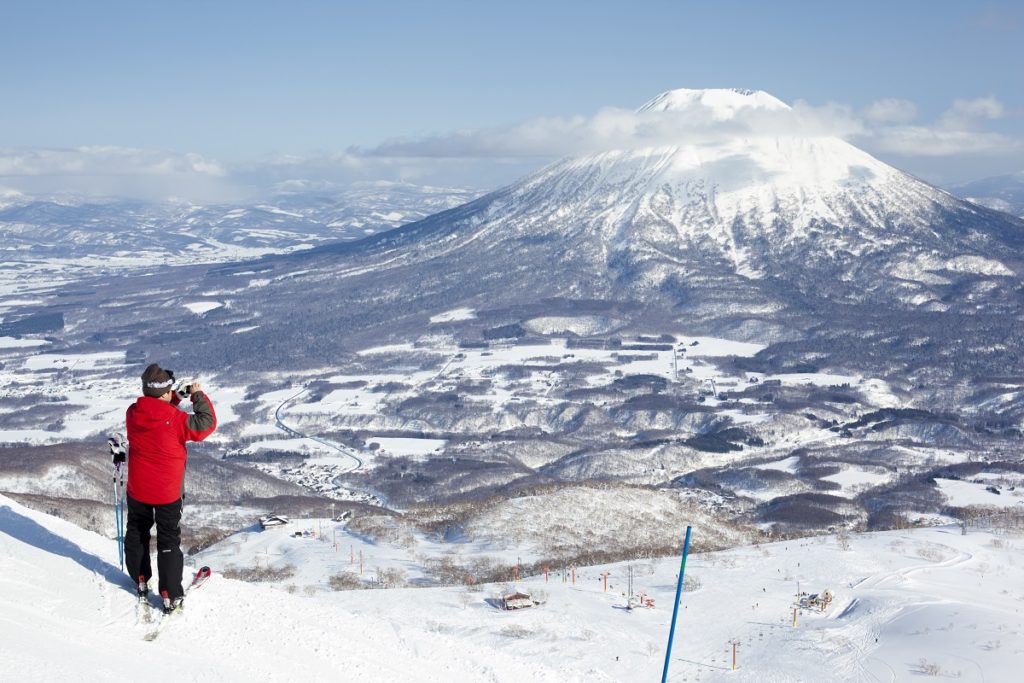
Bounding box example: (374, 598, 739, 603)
(4, 492, 1023, 682)
(0, 494, 572, 681)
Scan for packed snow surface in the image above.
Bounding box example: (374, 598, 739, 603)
(365, 436, 447, 457)
(0, 336, 49, 349)
(522, 315, 620, 335)
(823, 466, 894, 498)
(429, 307, 476, 323)
(935, 477, 1024, 508)
(183, 301, 225, 315)
(3, 493, 1023, 682)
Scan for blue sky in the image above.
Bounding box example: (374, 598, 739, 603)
(1, 1, 1022, 200)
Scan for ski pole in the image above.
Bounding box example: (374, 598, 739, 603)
(115, 464, 126, 570)
(112, 472, 119, 568)
(112, 462, 125, 571)
(109, 434, 127, 571)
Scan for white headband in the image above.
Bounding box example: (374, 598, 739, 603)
(145, 378, 173, 389)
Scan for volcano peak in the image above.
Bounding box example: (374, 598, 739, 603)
(638, 87, 791, 117)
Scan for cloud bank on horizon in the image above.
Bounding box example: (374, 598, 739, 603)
(359, 93, 1019, 159)
(1, 92, 1020, 203)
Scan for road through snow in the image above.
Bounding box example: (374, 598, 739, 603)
(274, 387, 364, 472)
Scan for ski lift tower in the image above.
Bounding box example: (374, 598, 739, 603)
(626, 564, 636, 610)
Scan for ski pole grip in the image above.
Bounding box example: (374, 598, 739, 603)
(109, 434, 127, 463)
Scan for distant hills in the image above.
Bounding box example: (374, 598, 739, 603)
(948, 171, 1024, 218)
(0, 181, 479, 265)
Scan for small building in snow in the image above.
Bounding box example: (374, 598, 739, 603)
(502, 592, 535, 610)
(259, 514, 290, 530)
(798, 589, 834, 612)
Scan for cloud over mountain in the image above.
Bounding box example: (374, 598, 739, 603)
(1, 93, 1019, 201)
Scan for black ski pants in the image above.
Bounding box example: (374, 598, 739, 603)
(124, 495, 184, 599)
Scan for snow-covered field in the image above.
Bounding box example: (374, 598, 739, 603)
(0, 347, 247, 446)
(366, 436, 447, 458)
(183, 300, 225, 315)
(935, 476, 1024, 509)
(0, 336, 49, 349)
(430, 307, 477, 323)
(2, 492, 1022, 681)
(823, 466, 894, 499)
(254, 334, 866, 467)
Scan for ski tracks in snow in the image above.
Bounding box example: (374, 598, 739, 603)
(827, 541, 975, 682)
(853, 546, 973, 591)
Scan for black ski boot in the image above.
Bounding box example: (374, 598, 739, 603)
(161, 590, 184, 615)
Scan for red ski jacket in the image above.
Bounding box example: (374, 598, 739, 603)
(126, 392, 216, 505)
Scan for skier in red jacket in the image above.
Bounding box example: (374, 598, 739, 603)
(124, 363, 216, 613)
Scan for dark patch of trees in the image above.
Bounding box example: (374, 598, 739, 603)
(483, 323, 526, 340)
(612, 374, 668, 392)
(0, 311, 64, 336)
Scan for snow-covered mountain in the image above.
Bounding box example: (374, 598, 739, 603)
(335, 87, 1020, 307)
(81, 88, 1014, 373)
(20, 88, 1017, 399)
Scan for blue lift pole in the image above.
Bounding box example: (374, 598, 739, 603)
(661, 525, 693, 683)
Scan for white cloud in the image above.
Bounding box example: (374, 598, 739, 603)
(235, 151, 529, 192)
(342, 95, 1017, 164)
(859, 97, 1020, 157)
(356, 99, 868, 160)
(0, 93, 1019, 201)
(258, 94, 1020, 188)
(938, 97, 1006, 129)
(0, 146, 242, 202)
(862, 98, 918, 124)
(0, 146, 226, 177)
(866, 127, 1018, 157)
